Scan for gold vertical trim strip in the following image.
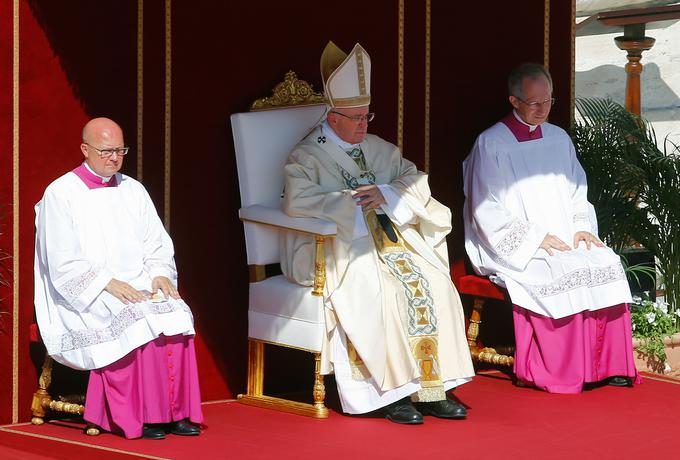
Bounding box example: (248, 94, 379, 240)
(424, 0, 431, 173)
(12, 0, 20, 424)
(137, 0, 144, 181)
(544, 0, 550, 68)
(397, 0, 404, 152)
(164, 0, 171, 231)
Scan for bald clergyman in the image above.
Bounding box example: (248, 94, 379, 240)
(34, 118, 203, 440)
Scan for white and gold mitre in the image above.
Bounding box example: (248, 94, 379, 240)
(320, 41, 371, 108)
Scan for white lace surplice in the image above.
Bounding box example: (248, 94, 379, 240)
(34, 172, 195, 370)
(463, 121, 632, 319)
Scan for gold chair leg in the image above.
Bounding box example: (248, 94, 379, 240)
(238, 339, 329, 418)
(31, 354, 54, 425)
(246, 339, 264, 396)
(31, 353, 89, 428)
(312, 352, 326, 411)
(467, 298, 485, 354)
(467, 297, 514, 367)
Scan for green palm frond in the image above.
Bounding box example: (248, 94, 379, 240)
(572, 97, 680, 312)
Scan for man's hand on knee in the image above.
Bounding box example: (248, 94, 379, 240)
(105, 279, 149, 304)
(539, 234, 571, 256)
(573, 231, 604, 250)
(152, 276, 180, 299)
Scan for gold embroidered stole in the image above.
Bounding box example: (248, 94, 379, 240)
(344, 147, 445, 402)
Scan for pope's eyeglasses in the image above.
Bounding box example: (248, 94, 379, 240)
(517, 97, 556, 109)
(84, 143, 130, 158)
(330, 112, 376, 123)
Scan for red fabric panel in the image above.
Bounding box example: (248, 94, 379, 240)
(29, 324, 39, 344)
(16, 1, 93, 424)
(0, 0, 15, 427)
(458, 275, 506, 301)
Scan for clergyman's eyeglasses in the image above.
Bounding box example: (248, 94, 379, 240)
(517, 97, 556, 109)
(84, 142, 130, 158)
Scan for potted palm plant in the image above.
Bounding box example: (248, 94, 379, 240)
(572, 98, 680, 373)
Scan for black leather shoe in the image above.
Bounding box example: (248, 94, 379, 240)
(142, 424, 166, 440)
(170, 419, 201, 436)
(384, 397, 423, 425)
(415, 398, 467, 419)
(607, 376, 632, 387)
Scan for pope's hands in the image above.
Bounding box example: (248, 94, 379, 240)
(152, 276, 180, 299)
(354, 185, 386, 210)
(573, 231, 604, 250)
(105, 279, 149, 304)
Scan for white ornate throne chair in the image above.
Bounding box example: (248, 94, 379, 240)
(230, 72, 336, 418)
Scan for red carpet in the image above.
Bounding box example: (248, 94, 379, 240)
(1, 372, 678, 459)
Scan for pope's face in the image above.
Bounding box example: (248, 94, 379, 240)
(327, 106, 370, 144)
(509, 75, 553, 126)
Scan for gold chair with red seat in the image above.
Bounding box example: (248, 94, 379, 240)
(450, 259, 515, 366)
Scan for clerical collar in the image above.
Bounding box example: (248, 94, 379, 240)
(321, 121, 361, 151)
(72, 162, 118, 189)
(512, 110, 539, 132)
(501, 111, 543, 142)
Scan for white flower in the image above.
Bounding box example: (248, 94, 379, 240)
(643, 291, 651, 297)
(655, 301, 669, 315)
(675, 310, 680, 318)
(632, 295, 642, 304)
(645, 312, 656, 324)
(633, 323, 636, 331)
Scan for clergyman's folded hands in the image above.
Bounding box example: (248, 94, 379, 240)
(539, 231, 603, 256)
(104, 276, 180, 304)
(105, 279, 149, 304)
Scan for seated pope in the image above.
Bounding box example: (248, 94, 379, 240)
(463, 63, 640, 394)
(34, 118, 203, 440)
(280, 41, 475, 424)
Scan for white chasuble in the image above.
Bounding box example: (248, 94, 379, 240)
(281, 127, 474, 413)
(34, 170, 195, 370)
(463, 120, 632, 319)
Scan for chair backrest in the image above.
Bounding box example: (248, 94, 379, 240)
(231, 104, 327, 265)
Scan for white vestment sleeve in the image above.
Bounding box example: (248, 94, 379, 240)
(377, 184, 418, 226)
(568, 141, 594, 235)
(464, 137, 547, 271)
(35, 189, 113, 313)
(140, 188, 178, 284)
